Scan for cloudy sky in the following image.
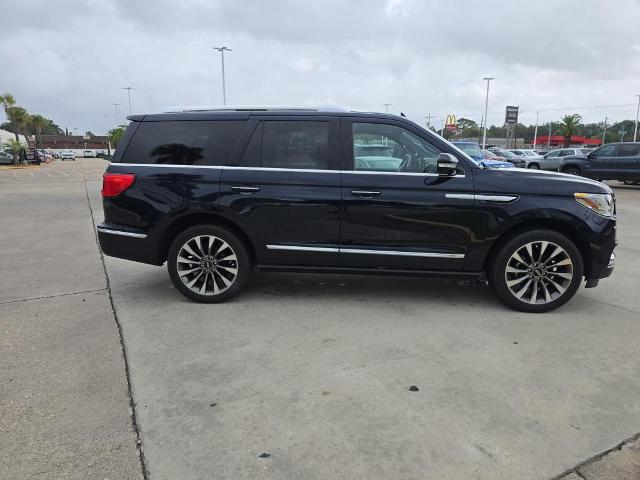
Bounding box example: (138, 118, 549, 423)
(1, 0, 639, 134)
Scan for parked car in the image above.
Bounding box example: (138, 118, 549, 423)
(559, 142, 640, 183)
(0, 150, 13, 165)
(60, 151, 76, 161)
(451, 141, 513, 169)
(541, 148, 592, 171)
(97, 107, 616, 313)
(509, 149, 545, 169)
(83, 150, 96, 158)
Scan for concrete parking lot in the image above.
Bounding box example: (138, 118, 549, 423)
(2, 159, 639, 479)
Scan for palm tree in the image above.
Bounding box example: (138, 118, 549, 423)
(3, 138, 25, 165)
(30, 114, 47, 150)
(560, 114, 582, 147)
(0, 93, 20, 143)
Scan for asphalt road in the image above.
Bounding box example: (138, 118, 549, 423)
(2, 159, 640, 479)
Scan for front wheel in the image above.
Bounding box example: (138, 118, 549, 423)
(488, 230, 583, 313)
(167, 225, 251, 303)
(527, 163, 540, 170)
(563, 167, 580, 176)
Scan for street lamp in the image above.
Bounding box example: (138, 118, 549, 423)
(383, 103, 391, 113)
(213, 46, 232, 105)
(634, 94, 640, 142)
(122, 87, 135, 115)
(533, 112, 539, 149)
(113, 103, 121, 120)
(481, 77, 494, 149)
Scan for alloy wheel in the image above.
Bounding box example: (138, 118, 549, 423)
(504, 241, 574, 305)
(176, 235, 238, 295)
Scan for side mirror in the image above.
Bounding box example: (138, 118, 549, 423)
(437, 153, 459, 176)
(587, 152, 594, 159)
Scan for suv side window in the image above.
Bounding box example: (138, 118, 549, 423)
(122, 120, 244, 165)
(352, 122, 442, 173)
(592, 144, 617, 158)
(617, 144, 640, 156)
(240, 121, 330, 170)
(559, 149, 574, 156)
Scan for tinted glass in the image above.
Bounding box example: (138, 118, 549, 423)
(123, 120, 243, 165)
(241, 121, 329, 169)
(352, 122, 442, 173)
(617, 144, 640, 156)
(593, 144, 617, 157)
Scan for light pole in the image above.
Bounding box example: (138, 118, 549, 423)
(383, 103, 391, 113)
(481, 77, 494, 149)
(634, 95, 640, 142)
(213, 46, 232, 105)
(113, 103, 121, 120)
(602, 116, 608, 144)
(533, 112, 539, 149)
(122, 87, 135, 115)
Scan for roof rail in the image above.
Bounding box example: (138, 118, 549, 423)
(159, 105, 352, 113)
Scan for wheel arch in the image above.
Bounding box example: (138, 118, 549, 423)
(483, 218, 592, 278)
(560, 162, 582, 174)
(157, 212, 255, 265)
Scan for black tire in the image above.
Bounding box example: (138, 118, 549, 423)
(527, 163, 540, 170)
(563, 166, 580, 176)
(167, 224, 251, 303)
(488, 229, 584, 313)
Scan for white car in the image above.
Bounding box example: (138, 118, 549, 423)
(60, 151, 76, 161)
(83, 150, 96, 158)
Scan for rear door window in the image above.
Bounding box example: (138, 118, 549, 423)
(240, 121, 330, 170)
(122, 120, 244, 165)
(617, 144, 640, 156)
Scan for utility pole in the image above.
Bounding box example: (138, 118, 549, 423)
(384, 103, 391, 113)
(481, 77, 494, 149)
(122, 87, 135, 115)
(213, 46, 232, 105)
(602, 116, 608, 144)
(634, 95, 640, 142)
(113, 103, 121, 120)
(548, 123, 552, 148)
(425, 113, 431, 128)
(533, 112, 539, 149)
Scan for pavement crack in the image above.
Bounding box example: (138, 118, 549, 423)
(550, 430, 640, 480)
(0, 288, 107, 305)
(82, 172, 150, 480)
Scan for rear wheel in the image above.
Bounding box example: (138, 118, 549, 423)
(167, 225, 251, 303)
(527, 163, 540, 170)
(563, 166, 580, 176)
(488, 230, 583, 313)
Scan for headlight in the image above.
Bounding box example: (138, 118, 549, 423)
(575, 193, 614, 217)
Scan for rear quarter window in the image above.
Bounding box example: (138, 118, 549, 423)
(121, 120, 244, 165)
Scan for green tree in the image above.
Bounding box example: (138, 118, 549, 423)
(560, 114, 582, 147)
(108, 125, 128, 147)
(3, 138, 25, 165)
(30, 114, 47, 149)
(0, 93, 20, 143)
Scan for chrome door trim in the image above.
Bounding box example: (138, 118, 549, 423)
(339, 248, 465, 258)
(266, 244, 464, 258)
(266, 245, 340, 253)
(97, 227, 147, 239)
(445, 193, 518, 203)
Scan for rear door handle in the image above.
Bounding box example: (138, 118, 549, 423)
(231, 186, 261, 193)
(351, 190, 381, 198)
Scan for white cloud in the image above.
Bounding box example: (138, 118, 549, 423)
(1, 0, 639, 134)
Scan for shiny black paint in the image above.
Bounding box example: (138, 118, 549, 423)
(98, 110, 616, 284)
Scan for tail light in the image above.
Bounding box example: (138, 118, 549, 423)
(102, 173, 136, 197)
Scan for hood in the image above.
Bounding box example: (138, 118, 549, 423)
(475, 167, 613, 195)
(482, 159, 514, 168)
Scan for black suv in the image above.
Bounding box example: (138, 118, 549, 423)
(560, 142, 640, 184)
(97, 107, 616, 312)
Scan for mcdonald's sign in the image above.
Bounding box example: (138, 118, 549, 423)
(445, 114, 457, 131)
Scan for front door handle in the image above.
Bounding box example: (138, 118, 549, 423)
(351, 190, 381, 198)
(231, 186, 261, 194)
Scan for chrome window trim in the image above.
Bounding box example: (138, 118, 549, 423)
(266, 244, 464, 258)
(97, 227, 147, 239)
(113, 163, 466, 177)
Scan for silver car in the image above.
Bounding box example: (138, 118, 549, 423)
(541, 148, 592, 171)
(508, 149, 545, 169)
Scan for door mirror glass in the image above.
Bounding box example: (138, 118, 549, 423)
(437, 153, 458, 176)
